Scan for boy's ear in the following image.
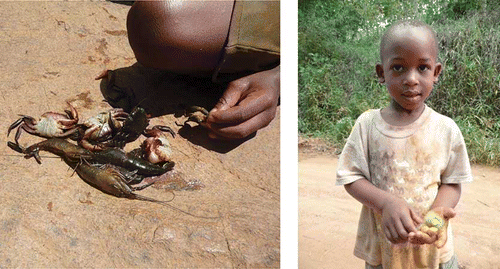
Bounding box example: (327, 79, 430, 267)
(376, 64, 385, 84)
(433, 63, 442, 84)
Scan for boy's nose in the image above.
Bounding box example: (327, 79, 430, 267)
(404, 69, 419, 86)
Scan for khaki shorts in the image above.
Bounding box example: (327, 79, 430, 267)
(214, 0, 280, 80)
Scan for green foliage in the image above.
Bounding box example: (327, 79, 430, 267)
(299, 0, 500, 166)
(444, 0, 482, 19)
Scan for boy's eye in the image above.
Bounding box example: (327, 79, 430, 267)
(392, 65, 403, 72)
(419, 65, 430, 71)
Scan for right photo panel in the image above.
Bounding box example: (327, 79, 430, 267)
(298, 1, 500, 268)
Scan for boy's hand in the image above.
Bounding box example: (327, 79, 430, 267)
(381, 196, 423, 244)
(202, 66, 279, 140)
(409, 207, 456, 248)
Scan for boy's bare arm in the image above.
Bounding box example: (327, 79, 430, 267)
(344, 178, 388, 214)
(345, 179, 423, 244)
(430, 183, 461, 209)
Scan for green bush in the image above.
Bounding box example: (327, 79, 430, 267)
(299, 0, 500, 165)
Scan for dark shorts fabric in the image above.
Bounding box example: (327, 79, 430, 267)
(213, 0, 280, 80)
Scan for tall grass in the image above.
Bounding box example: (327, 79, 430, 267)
(299, 1, 500, 165)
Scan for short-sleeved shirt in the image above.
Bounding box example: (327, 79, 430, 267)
(336, 105, 473, 269)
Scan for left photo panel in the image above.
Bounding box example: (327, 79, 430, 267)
(0, 1, 280, 267)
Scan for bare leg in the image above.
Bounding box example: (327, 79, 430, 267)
(126, 1, 234, 75)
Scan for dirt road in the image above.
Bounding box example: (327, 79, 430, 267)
(299, 150, 500, 269)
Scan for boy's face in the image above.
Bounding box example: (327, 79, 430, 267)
(376, 26, 442, 112)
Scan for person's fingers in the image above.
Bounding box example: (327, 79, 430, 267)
(211, 80, 245, 111)
(440, 207, 456, 220)
(410, 207, 424, 227)
(430, 207, 456, 220)
(207, 130, 231, 140)
(409, 230, 436, 245)
(205, 107, 275, 139)
(394, 220, 409, 241)
(208, 89, 274, 125)
(384, 225, 396, 243)
(423, 226, 438, 239)
(435, 229, 448, 248)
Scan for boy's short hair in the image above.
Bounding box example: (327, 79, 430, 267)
(379, 20, 439, 63)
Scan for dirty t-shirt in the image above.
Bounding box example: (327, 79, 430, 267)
(336, 105, 473, 268)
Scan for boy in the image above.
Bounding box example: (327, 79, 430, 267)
(336, 20, 473, 268)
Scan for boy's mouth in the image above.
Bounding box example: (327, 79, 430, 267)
(402, 91, 421, 98)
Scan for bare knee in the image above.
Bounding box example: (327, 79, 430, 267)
(127, 1, 233, 74)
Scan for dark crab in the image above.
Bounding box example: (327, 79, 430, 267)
(78, 106, 175, 154)
(184, 105, 209, 125)
(78, 108, 129, 151)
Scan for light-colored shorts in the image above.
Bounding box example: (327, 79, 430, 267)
(365, 254, 459, 269)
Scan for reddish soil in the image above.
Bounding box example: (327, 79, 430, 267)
(0, 2, 279, 267)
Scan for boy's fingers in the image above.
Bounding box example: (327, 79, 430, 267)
(395, 220, 409, 240)
(409, 230, 436, 245)
(384, 224, 398, 243)
(435, 229, 448, 248)
(424, 227, 438, 238)
(400, 216, 419, 239)
(431, 207, 456, 220)
(441, 207, 456, 220)
(410, 208, 424, 225)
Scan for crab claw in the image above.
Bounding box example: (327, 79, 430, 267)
(7, 141, 42, 164)
(144, 125, 176, 138)
(7, 141, 24, 153)
(7, 115, 35, 144)
(7, 117, 24, 137)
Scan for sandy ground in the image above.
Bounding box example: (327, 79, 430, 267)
(299, 141, 500, 269)
(0, 2, 279, 267)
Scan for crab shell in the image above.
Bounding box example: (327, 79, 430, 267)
(8, 102, 79, 144)
(82, 109, 127, 140)
(32, 112, 78, 137)
(142, 136, 173, 164)
(78, 108, 129, 151)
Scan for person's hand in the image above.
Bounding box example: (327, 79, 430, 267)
(381, 196, 423, 244)
(409, 207, 456, 248)
(202, 66, 280, 139)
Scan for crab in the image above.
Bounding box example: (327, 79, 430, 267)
(78, 106, 175, 154)
(184, 105, 209, 125)
(8, 102, 79, 145)
(140, 125, 176, 164)
(78, 108, 129, 151)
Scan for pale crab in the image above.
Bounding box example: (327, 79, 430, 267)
(78, 108, 129, 151)
(8, 102, 79, 145)
(140, 125, 176, 164)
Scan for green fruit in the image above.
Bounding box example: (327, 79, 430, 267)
(425, 211, 444, 229)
